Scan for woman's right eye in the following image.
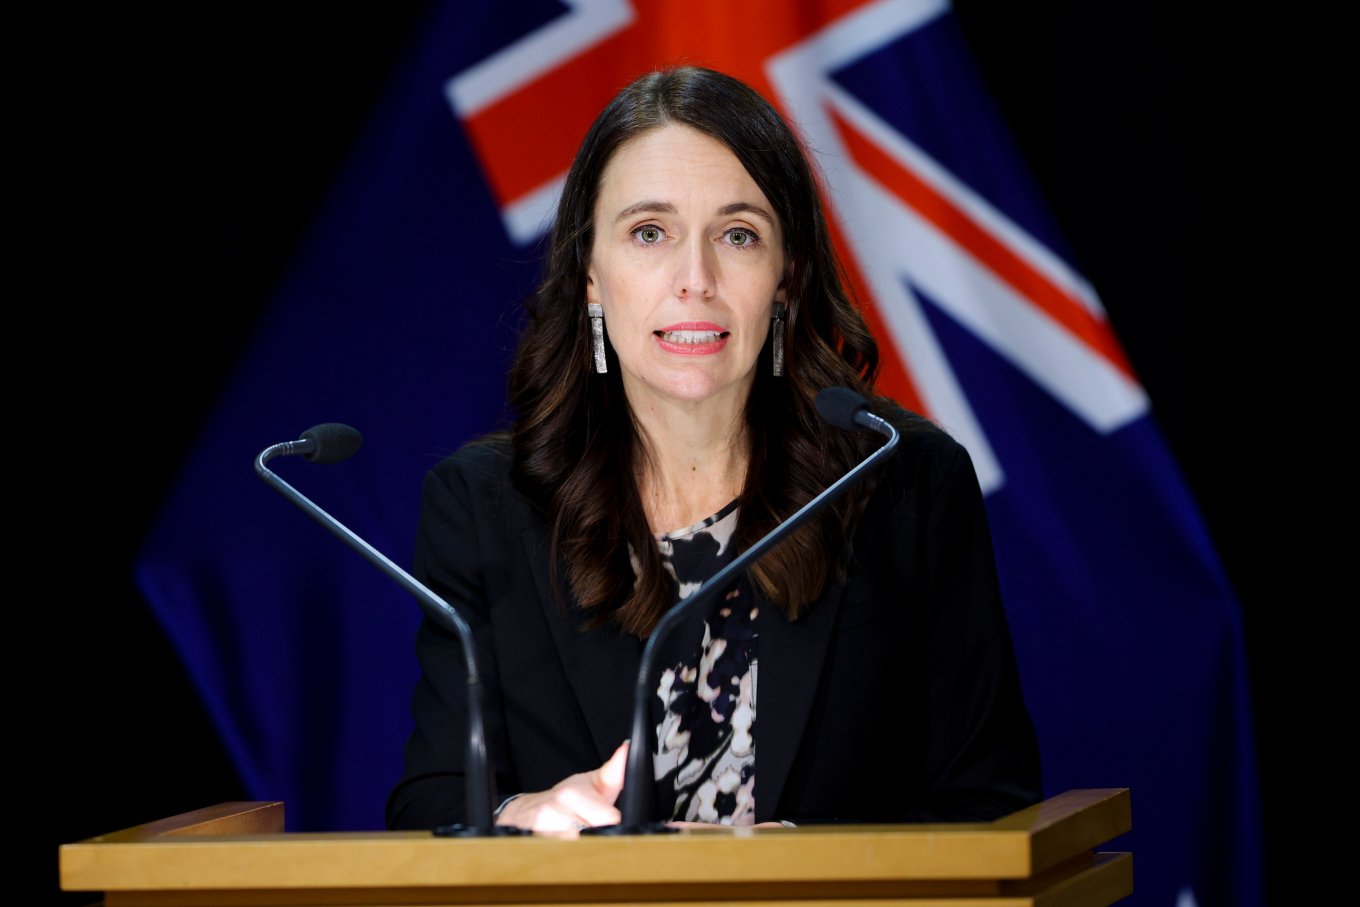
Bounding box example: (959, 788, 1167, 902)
(632, 225, 665, 245)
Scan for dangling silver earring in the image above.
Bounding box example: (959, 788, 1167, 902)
(771, 302, 787, 377)
(588, 303, 607, 374)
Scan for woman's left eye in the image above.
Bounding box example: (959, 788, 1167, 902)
(724, 228, 759, 247)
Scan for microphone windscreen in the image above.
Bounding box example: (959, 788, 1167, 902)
(815, 386, 869, 431)
(299, 423, 364, 464)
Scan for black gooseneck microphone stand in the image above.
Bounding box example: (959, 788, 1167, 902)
(255, 422, 526, 837)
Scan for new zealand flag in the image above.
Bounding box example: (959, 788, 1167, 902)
(135, 2, 1263, 904)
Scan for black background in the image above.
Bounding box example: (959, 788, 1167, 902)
(33, 4, 1319, 904)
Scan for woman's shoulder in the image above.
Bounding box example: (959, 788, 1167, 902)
(869, 398, 980, 497)
(874, 398, 968, 461)
(422, 432, 519, 505)
(418, 431, 552, 538)
(435, 432, 514, 467)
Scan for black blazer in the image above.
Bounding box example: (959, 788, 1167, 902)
(386, 419, 1041, 829)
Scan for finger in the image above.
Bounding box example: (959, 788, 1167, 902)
(559, 786, 622, 827)
(500, 793, 572, 833)
(593, 740, 629, 800)
(531, 804, 589, 833)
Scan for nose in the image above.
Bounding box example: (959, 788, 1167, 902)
(673, 235, 715, 299)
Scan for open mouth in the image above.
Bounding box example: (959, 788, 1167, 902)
(654, 329, 730, 344)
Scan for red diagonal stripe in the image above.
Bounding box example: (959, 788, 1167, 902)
(461, 0, 878, 207)
(828, 106, 1135, 379)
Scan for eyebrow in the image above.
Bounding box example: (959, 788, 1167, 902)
(717, 202, 776, 224)
(612, 200, 776, 224)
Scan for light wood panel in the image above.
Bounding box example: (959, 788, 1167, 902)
(60, 789, 1132, 907)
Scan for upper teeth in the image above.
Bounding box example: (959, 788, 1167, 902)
(660, 330, 723, 343)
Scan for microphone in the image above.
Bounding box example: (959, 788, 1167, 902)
(585, 387, 900, 834)
(255, 424, 527, 838)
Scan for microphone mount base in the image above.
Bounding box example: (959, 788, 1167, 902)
(580, 821, 678, 836)
(432, 823, 533, 838)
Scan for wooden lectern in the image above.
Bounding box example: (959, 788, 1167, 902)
(61, 788, 1130, 906)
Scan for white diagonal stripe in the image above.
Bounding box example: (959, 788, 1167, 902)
(445, 0, 634, 116)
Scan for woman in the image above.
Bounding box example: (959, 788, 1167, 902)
(386, 66, 1040, 832)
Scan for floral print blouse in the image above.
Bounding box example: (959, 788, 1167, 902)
(649, 500, 758, 825)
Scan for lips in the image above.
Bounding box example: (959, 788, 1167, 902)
(654, 321, 730, 355)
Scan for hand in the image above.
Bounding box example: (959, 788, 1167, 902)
(496, 741, 629, 832)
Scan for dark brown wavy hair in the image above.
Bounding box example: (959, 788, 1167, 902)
(508, 66, 885, 637)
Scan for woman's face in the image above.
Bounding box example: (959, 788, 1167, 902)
(587, 124, 786, 416)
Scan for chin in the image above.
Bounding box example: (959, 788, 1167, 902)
(668, 377, 754, 407)
(622, 360, 757, 409)
(660, 382, 726, 404)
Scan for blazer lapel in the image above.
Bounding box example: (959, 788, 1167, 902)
(519, 520, 841, 821)
(754, 581, 843, 823)
(522, 527, 641, 763)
